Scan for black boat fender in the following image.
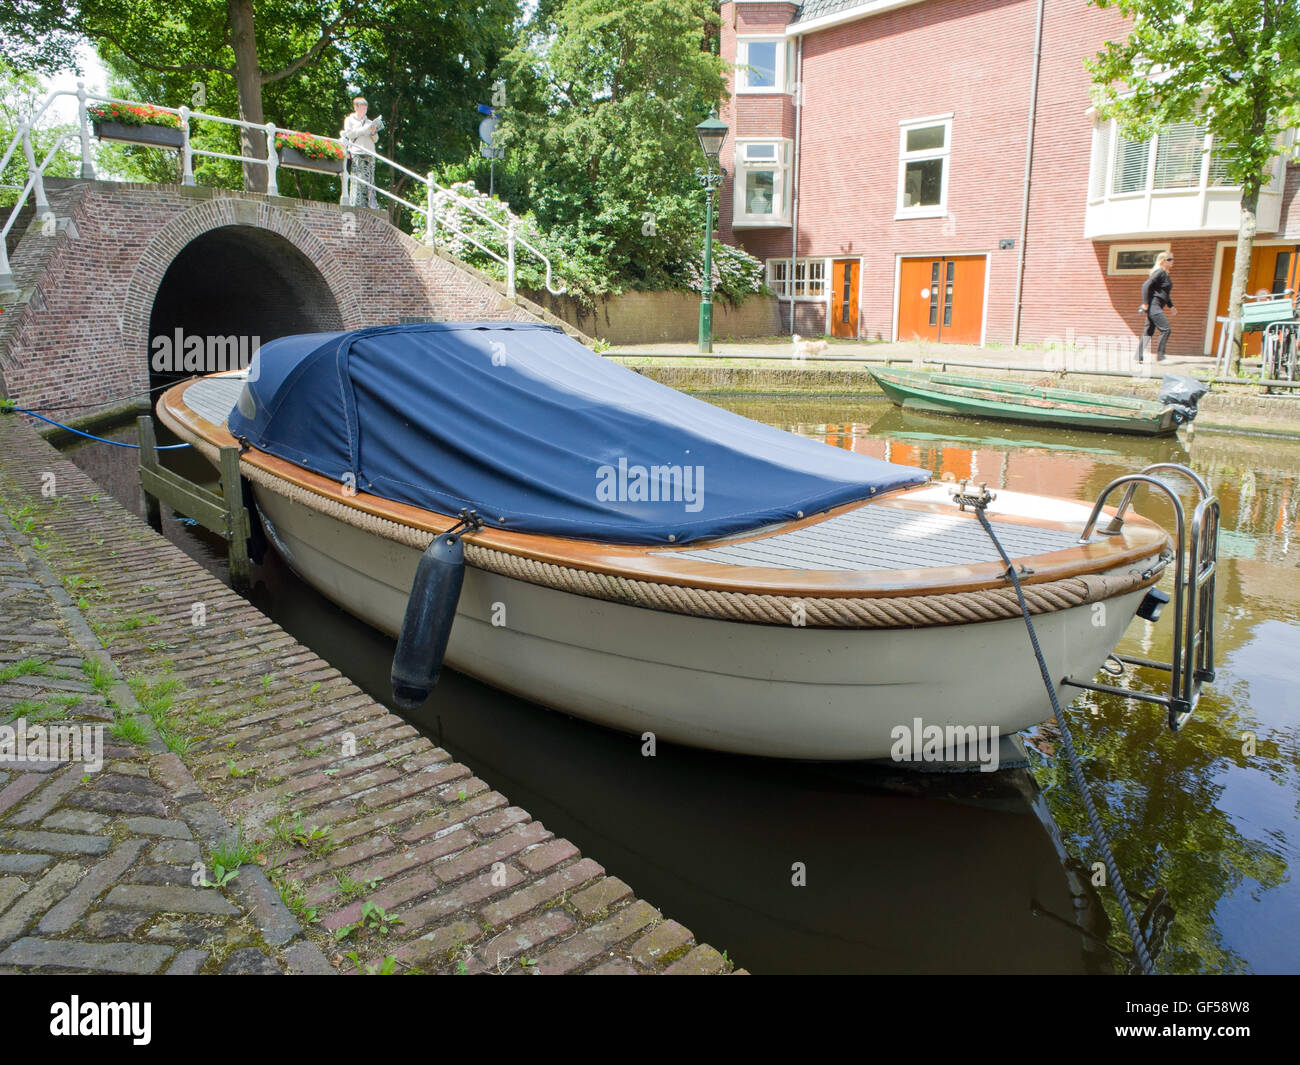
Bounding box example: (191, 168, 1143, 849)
(240, 477, 269, 565)
(390, 510, 482, 710)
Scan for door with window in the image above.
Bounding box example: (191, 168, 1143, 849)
(898, 256, 985, 344)
(1212, 244, 1299, 357)
(830, 259, 860, 338)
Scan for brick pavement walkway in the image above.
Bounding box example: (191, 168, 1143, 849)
(0, 414, 735, 974)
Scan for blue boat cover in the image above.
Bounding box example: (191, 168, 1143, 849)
(226, 322, 929, 545)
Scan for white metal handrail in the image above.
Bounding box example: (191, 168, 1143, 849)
(334, 135, 564, 296)
(1, 130, 75, 245)
(1, 84, 566, 297)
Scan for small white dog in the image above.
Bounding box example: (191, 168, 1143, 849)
(792, 333, 829, 359)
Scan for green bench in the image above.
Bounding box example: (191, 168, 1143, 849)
(1242, 294, 1296, 332)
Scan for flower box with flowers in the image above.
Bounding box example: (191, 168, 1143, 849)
(275, 132, 345, 173)
(88, 103, 184, 149)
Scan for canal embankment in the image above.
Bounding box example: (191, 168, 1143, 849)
(0, 413, 734, 975)
(611, 339, 1300, 439)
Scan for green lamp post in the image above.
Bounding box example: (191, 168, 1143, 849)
(695, 112, 729, 354)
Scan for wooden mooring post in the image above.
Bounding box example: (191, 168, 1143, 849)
(137, 416, 251, 591)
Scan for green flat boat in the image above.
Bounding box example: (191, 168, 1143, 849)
(868, 366, 1191, 436)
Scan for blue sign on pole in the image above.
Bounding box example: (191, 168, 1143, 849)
(478, 116, 504, 160)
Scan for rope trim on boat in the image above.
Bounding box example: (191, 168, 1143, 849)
(466, 545, 1151, 627)
(226, 452, 1156, 629)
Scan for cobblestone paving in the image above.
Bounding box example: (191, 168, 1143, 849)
(0, 415, 736, 974)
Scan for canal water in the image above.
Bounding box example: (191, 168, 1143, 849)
(62, 398, 1300, 974)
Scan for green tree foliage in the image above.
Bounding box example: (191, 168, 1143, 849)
(0, 61, 79, 206)
(3, 0, 758, 302)
(341, 0, 519, 208)
(0, 0, 520, 204)
(90, 13, 353, 198)
(0, 1, 365, 191)
(493, 0, 759, 304)
(1087, 0, 1300, 370)
(0, 2, 83, 75)
(1032, 685, 1286, 973)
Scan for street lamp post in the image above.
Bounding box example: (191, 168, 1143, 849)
(695, 113, 729, 354)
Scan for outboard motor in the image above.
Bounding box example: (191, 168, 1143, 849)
(1159, 373, 1210, 425)
(391, 510, 482, 710)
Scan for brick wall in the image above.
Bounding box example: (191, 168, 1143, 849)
(0, 182, 550, 416)
(732, 1, 798, 33)
(1018, 0, 1211, 356)
(527, 288, 783, 344)
(719, 0, 1300, 355)
(720, 2, 801, 238)
(780, 300, 828, 336)
(723, 0, 1050, 344)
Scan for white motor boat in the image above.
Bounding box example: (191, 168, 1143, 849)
(158, 323, 1219, 761)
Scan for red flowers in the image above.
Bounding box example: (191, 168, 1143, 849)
(87, 102, 181, 129)
(274, 131, 344, 161)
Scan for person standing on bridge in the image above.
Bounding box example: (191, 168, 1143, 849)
(343, 97, 381, 209)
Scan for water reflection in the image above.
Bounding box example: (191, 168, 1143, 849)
(58, 399, 1300, 973)
(720, 398, 1300, 974)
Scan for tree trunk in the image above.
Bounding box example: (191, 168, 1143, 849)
(1227, 182, 1261, 375)
(228, 0, 266, 193)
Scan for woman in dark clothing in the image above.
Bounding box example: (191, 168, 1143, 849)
(1136, 251, 1176, 362)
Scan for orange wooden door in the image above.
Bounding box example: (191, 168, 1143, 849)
(830, 259, 860, 338)
(1213, 245, 1299, 356)
(898, 257, 939, 341)
(944, 257, 986, 344)
(897, 256, 985, 344)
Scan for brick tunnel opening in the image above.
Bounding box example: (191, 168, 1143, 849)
(148, 224, 343, 387)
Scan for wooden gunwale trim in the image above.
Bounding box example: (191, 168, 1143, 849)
(159, 377, 1171, 599)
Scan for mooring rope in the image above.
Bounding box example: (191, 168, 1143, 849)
(7, 376, 184, 412)
(973, 503, 1156, 974)
(2, 407, 191, 449)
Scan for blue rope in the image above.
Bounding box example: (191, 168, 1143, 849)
(5, 408, 190, 450)
(974, 505, 1156, 975)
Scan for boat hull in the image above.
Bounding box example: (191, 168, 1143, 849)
(872, 370, 1181, 436)
(253, 486, 1153, 761)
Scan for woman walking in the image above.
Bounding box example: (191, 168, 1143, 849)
(1136, 251, 1176, 362)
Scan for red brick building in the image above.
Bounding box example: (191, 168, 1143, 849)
(717, 0, 1300, 356)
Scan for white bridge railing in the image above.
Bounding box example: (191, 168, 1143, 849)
(0, 83, 565, 298)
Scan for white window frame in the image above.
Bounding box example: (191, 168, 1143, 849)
(733, 138, 792, 227)
(737, 36, 791, 94)
(1107, 243, 1170, 276)
(896, 114, 952, 219)
(1089, 118, 1291, 200)
(768, 257, 829, 300)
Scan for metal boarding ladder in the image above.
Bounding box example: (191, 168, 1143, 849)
(1062, 463, 1220, 731)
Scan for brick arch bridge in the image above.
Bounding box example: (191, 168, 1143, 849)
(0, 180, 578, 418)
